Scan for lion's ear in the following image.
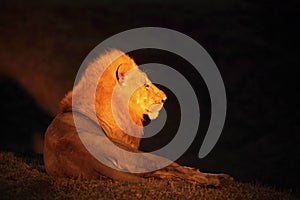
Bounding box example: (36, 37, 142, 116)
(115, 64, 122, 83)
(116, 63, 131, 85)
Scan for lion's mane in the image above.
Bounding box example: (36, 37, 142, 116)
(59, 49, 151, 148)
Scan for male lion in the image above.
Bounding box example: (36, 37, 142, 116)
(44, 49, 230, 185)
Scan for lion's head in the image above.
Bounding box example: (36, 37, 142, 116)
(97, 52, 167, 148)
(115, 64, 167, 121)
(61, 49, 167, 149)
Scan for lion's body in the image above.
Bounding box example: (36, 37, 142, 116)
(44, 49, 230, 185)
(44, 111, 147, 181)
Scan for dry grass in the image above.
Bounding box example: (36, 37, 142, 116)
(0, 152, 296, 200)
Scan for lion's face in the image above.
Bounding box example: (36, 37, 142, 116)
(116, 65, 167, 121)
(130, 78, 167, 121)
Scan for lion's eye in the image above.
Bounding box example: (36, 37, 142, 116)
(145, 83, 150, 89)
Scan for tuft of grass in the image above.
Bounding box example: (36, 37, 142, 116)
(0, 152, 297, 200)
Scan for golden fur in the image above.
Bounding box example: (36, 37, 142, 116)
(44, 49, 231, 185)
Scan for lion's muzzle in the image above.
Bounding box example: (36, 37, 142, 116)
(147, 104, 164, 120)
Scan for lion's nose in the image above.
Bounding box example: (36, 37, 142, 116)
(161, 96, 167, 103)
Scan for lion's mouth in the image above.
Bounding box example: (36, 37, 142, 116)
(146, 104, 163, 120)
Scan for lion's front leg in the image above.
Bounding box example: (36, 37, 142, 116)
(145, 162, 233, 186)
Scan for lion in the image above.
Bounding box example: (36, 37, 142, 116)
(44, 49, 231, 185)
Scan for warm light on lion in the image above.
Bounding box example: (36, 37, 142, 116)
(44, 49, 231, 185)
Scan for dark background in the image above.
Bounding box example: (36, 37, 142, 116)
(0, 0, 299, 196)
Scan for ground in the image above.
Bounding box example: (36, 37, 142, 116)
(0, 152, 296, 200)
